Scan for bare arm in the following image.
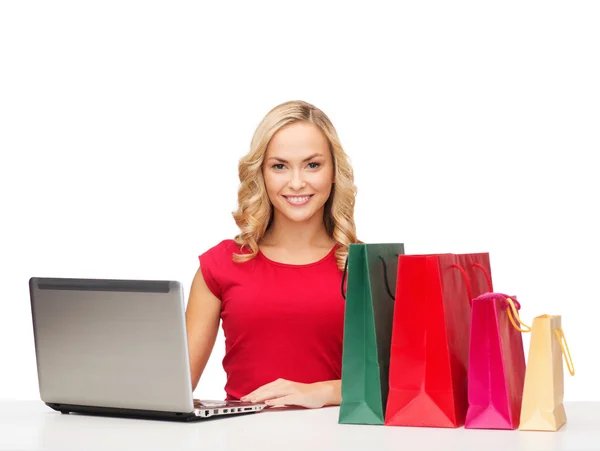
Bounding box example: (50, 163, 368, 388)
(185, 266, 221, 392)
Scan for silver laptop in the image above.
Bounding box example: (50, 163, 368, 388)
(29, 277, 266, 421)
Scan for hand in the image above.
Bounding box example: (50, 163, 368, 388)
(240, 378, 338, 409)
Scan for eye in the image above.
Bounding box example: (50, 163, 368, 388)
(272, 164, 286, 170)
(307, 162, 321, 169)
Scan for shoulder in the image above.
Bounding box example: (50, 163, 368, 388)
(202, 239, 239, 256)
(199, 239, 247, 265)
(198, 239, 248, 300)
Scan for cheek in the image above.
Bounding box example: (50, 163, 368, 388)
(262, 172, 284, 197)
(311, 171, 334, 193)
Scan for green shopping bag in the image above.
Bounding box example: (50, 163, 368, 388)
(338, 242, 405, 425)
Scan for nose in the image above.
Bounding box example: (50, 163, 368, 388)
(288, 169, 306, 191)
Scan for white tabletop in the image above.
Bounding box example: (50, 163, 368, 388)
(1, 400, 599, 451)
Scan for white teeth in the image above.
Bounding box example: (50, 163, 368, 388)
(286, 196, 311, 204)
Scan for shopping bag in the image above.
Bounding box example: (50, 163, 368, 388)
(465, 293, 527, 429)
(519, 314, 575, 431)
(385, 253, 493, 428)
(338, 243, 405, 425)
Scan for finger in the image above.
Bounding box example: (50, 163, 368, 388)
(247, 386, 295, 403)
(241, 379, 281, 401)
(241, 379, 288, 402)
(264, 394, 300, 407)
(244, 379, 294, 403)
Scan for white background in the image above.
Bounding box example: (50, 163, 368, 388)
(1, 1, 598, 402)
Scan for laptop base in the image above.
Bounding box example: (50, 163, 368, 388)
(47, 402, 206, 422)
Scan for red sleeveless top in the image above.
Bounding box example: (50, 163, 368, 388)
(198, 239, 345, 400)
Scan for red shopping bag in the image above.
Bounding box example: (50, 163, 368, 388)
(384, 253, 493, 428)
(465, 293, 527, 429)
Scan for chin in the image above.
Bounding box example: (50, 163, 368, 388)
(282, 211, 316, 223)
(275, 204, 317, 223)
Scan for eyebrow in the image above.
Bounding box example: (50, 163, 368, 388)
(267, 153, 324, 164)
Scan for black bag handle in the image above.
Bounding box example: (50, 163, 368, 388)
(341, 253, 399, 300)
(378, 256, 396, 300)
(341, 256, 349, 299)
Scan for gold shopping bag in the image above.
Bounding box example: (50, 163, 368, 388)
(518, 314, 575, 431)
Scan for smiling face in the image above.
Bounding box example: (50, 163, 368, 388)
(262, 121, 335, 225)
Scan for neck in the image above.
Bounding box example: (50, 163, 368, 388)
(262, 208, 332, 249)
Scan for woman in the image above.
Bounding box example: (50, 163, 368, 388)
(185, 100, 358, 409)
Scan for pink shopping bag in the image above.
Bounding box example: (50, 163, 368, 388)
(465, 293, 527, 429)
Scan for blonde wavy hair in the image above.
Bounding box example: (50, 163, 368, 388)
(232, 100, 358, 270)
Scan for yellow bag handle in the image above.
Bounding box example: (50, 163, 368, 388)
(554, 327, 575, 376)
(505, 297, 532, 333)
(504, 296, 575, 376)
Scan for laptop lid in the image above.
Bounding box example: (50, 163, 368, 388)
(29, 277, 195, 414)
